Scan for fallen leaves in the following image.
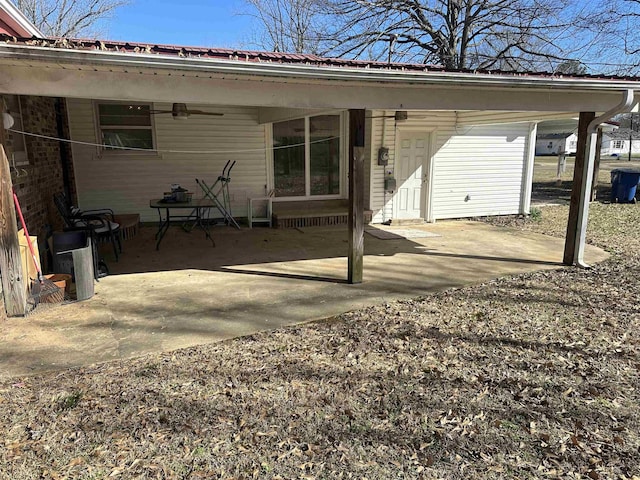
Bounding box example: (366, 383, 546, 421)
(0, 202, 639, 478)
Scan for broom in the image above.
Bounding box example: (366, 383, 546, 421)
(12, 191, 62, 304)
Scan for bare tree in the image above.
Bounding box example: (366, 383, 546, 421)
(550, 0, 638, 75)
(243, 0, 328, 53)
(318, 0, 600, 70)
(555, 60, 588, 75)
(13, 0, 129, 38)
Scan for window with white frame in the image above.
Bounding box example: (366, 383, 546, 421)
(97, 103, 154, 150)
(5, 95, 28, 165)
(272, 114, 342, 198)
(613, 140, 625, 149)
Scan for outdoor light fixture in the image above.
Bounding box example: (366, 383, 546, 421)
(172, 103, 190, 120)
(394, 110, 408, 121)
(2, 112, 14, 129)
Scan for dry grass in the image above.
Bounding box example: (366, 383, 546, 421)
(1, 204, 640, 477)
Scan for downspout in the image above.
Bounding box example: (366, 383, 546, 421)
(574, 89, 635, 267)
(520, 121, 537, 215)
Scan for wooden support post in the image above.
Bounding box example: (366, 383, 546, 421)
(0, 116, 27, 316)
(563, 112, 595, 266)
(348, 109, 366, 284)
(590, 128, 603, 202)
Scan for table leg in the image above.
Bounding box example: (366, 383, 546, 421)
(155, 207, 163, 240)
(198, 206, 215, 247)
(155, 208, 171, 250)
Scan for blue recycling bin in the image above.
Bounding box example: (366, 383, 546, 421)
(610, 168, 640, 203)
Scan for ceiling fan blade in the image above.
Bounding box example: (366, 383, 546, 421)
(150, 104, 224, 118)
(187, 109, 224, 116)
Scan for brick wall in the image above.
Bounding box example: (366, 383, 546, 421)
(1, 95, 76, 317)
(3, 95, 75, 238)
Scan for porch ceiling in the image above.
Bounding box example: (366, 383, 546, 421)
(0, 42, 639, 113)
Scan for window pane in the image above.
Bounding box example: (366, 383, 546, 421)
(273, 119, 305, 197)
(102, 129, 154, 149)
(99, 104, 151, 126)
(310, 115, 340, 196)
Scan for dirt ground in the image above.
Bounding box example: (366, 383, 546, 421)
(0, 165, 639, 479)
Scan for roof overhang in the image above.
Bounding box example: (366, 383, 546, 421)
(0, 2, 42, 37)
(0, 42, 638, 113)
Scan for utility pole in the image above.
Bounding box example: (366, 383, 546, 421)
(629, 114, 633, 162)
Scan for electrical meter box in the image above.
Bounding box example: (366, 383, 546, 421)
(384, 176, 397, 192)
(377, 147, 389, 166)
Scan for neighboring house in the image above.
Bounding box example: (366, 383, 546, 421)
(535, 132, 578, 156)
(535, 119, 620, 157)
(601, 130, 640, 156)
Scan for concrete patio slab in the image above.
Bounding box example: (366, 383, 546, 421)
(0, 221, 608, 378)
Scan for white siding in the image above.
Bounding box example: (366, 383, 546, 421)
(368, 110, 457, 223)
(431, 123, 529, 219)
(535, 138, 568, 156)
(67, 99, 268, 222)
(368, 111, 530, 222)
(457, 110, 578, 126)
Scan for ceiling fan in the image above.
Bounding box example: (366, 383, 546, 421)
(367, 111, 409, 121)
(151, 103, 224, 120)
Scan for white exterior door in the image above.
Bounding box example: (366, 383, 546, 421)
(394, 131, 430, 220)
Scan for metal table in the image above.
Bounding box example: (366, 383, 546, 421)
(149, 198, 216, 250)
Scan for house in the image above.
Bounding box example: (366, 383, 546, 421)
(535, 131, 578, 156)
(2, 36, 604, 231)
(534, 118, 580, 155)
(1, 1, 639, 317)
(601, 130, 640, 156)
(534, 118, 625, 157)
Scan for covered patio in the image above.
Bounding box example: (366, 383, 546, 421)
(0, 27, 637, 350)
(0, 220, 607, 377)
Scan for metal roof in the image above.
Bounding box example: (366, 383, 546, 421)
(2, 34, 640, 82)
(537, 132, 574, 140)
(605, 129, 640, 140)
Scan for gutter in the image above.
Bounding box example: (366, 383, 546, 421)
(573, 89, 635, 267)
(1, 43, 640, 92)
(0, 1, 43, 37)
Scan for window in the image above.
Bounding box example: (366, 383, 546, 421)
(5, 95, 28, 165)
(272, 114, 342, 198)
(273, 118, 306, 197)
(310, 115, 341, 196)
(613, 140, 625, 149)
(569, 140, 577, 149)
(97, 103, 154, 150)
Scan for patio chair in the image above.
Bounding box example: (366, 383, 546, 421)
(53, 192, 122, 261)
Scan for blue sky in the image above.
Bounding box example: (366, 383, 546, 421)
(106, 0, 253, 48)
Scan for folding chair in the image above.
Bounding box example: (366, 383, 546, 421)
(53, 192, 122, 261)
